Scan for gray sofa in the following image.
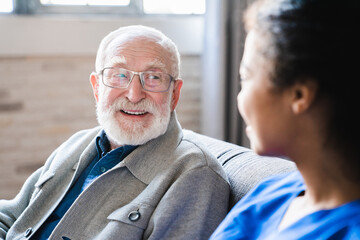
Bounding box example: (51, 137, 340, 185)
(184, 130, 297, 208)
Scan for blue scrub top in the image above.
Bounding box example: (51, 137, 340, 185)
(210, 171, 360, 240)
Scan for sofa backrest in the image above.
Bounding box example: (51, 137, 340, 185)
(184, 130, 297, 208)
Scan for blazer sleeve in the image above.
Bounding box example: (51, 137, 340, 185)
(144, 166, 230, 240)
(0, 167, 43, 239)
(0, 143, 61, 239)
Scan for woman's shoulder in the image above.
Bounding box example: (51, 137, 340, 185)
(244, 170, 303, 200)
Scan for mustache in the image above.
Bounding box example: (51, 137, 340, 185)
(108, 98, 158, 113)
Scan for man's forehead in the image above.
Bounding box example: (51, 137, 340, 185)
(107, 55, 167, 71)
(109, 36, 161, 51)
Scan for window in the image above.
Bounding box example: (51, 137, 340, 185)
(11, 0, 205, 15)
(0, 0, 13, 13)
(40, 0, 130, 6)
(143, 0, 205, 14)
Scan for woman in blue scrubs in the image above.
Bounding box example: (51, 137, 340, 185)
(210, 0, 360, 239)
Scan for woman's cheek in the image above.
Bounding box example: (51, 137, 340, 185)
(237, 90, 248, 121)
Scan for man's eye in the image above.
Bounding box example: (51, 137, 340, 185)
(148, 75, 160, 80)
(111, 73, 129, 85)
(116, 73, 127, 78)
(145, 74, 162, 87)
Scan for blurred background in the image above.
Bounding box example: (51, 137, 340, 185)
(0, 0, 252, 199)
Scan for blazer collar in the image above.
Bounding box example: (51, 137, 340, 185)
(118, 111, 183, 185)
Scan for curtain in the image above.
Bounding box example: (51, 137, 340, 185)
(202, 0, 252, 147)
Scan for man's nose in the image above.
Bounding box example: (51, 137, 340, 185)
(126, 74, 145, 103)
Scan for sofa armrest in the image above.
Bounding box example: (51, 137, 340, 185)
(184, 130, 297, 208)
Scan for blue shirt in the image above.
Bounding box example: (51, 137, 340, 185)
(31, 131, 137, 240)
(210, 171, 360, 240)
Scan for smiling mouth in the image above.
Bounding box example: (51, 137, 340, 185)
(120, 110, 148, 116)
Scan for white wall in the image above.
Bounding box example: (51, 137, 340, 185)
(0, 15, 204, 56)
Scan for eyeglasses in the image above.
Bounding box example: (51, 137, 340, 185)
(99, 67, 175, 93)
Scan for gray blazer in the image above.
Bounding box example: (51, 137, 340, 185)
(0, 113, 230, 240)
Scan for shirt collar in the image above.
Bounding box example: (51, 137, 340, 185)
(96, 130, 139, 157)
(96, 130, 111, 157)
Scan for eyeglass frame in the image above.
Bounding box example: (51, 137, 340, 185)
(98, 67, 175, 93)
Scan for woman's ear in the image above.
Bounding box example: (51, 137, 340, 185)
(90, 72, 100, 102)
(291, 80, 318, 114)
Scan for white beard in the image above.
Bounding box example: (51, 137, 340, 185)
(96, 94, 172, 147)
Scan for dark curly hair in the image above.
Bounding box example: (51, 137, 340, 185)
(244, 0, 360, 182)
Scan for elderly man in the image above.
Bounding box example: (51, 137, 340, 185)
(0, 25, 230, 239)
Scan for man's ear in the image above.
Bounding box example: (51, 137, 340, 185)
(291, 80, 317, 114)
(90, 72, 100, 103)
(171, 79, 183, 111)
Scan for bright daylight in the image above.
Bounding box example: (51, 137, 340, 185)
(0, 0, 13, 12)
(39, 0, 205, 14)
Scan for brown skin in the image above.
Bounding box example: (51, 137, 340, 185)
(238, 30, 360, 230)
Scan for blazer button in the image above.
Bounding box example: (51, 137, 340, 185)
(128, 210, 141, 222)
(24, 227, 32, 237)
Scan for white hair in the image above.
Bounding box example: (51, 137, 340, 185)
(95, 25, 181, 79)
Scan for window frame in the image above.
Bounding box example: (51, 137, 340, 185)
(15, 0, 143, 15)
(10, 0, 205, 15)
(0, 0, 14, 14)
